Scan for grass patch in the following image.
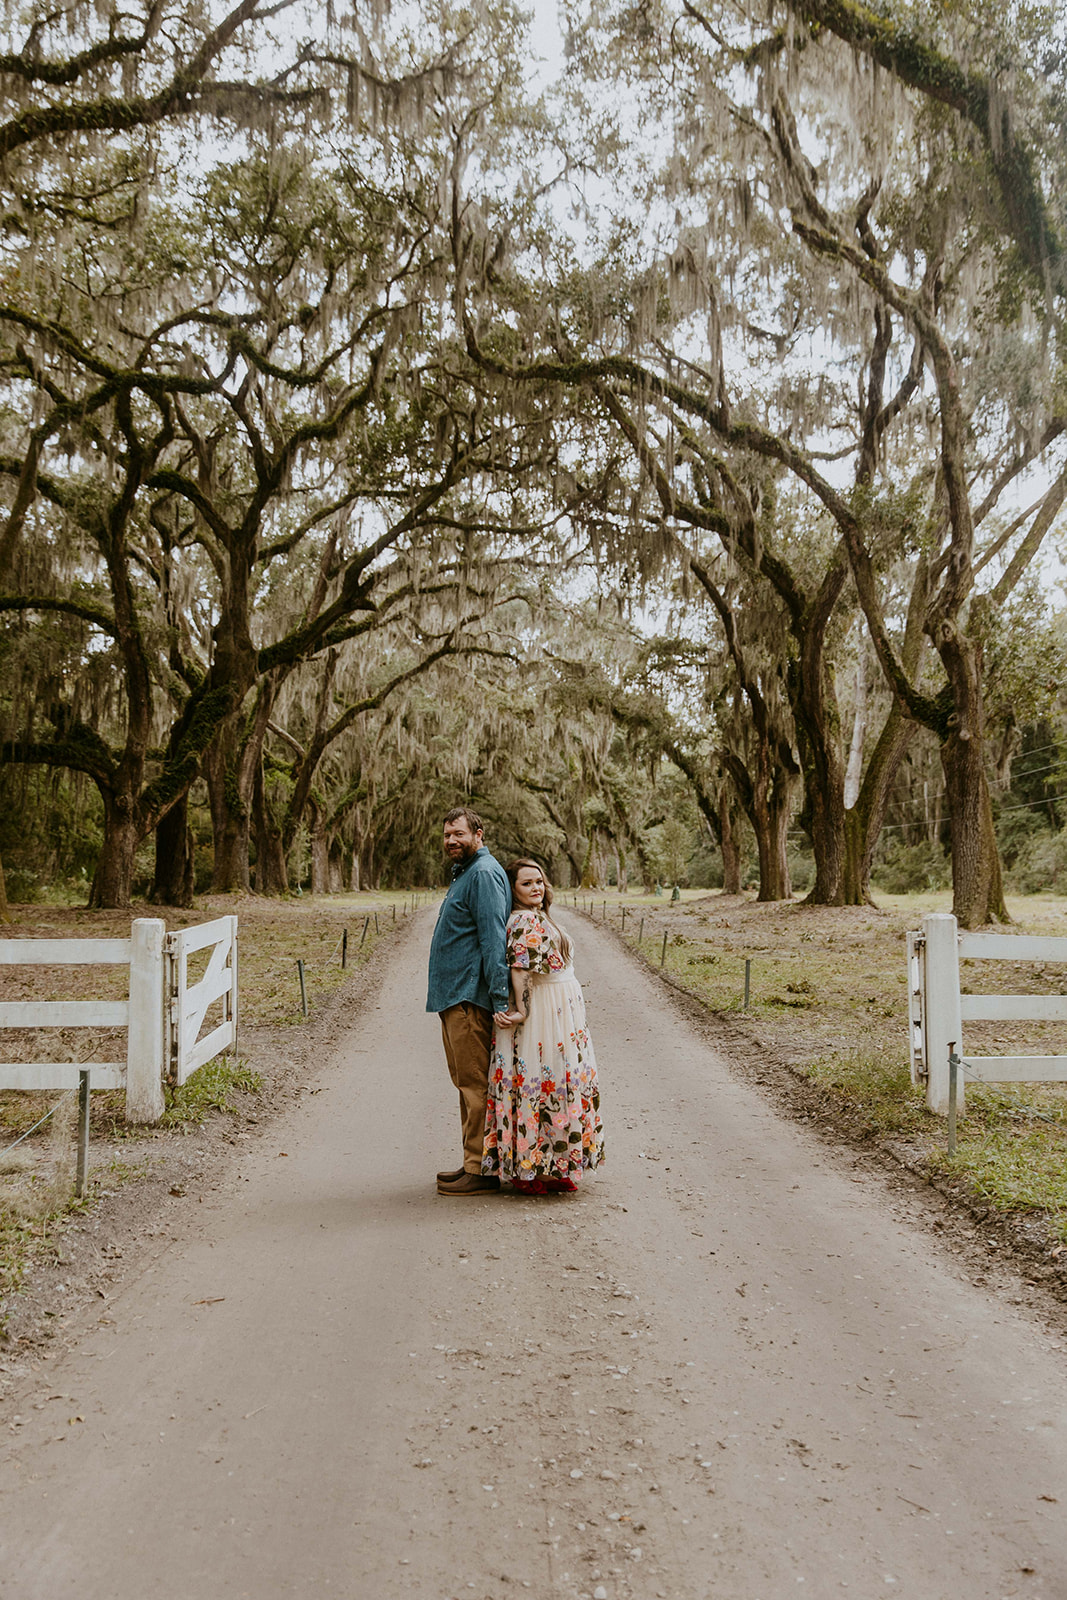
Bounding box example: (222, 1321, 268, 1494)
(928, 1084, 1067, 1240)
(161, 1057, 262, 1128)
(0, 1210, 39, 1337)
(806, 1050, 929, 1138)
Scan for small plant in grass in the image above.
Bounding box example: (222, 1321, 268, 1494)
(804, 1051, 928, 1137)
(0, 1213, 36, 1337)
(931, 1130, 1067, 1240)
(161, 1058, 262, 1128)
(101, 1154, 151, 1186)
(929, 1083, 1067, 1238)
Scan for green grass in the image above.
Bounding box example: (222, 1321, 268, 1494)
(160, 1057, 262, 1128)
(805, 1049, 930, 1138)
(927, 1084, 1067, 1240)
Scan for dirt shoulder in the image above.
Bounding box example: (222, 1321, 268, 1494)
(0, 896, 412, 1403)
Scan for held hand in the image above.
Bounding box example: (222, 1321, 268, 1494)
(493, 1007, 526, 1029)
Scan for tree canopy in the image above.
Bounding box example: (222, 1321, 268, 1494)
(2, 0, 1067, 918)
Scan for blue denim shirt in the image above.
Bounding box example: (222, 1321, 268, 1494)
(426, 846, 511, 1014)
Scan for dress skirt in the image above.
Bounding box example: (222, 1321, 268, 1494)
(482, 967, 604, 1185)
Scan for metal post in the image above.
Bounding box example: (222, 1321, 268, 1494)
(392, 904, 396, 924)
(360, 916, 371, 946)
(947, 1045, 959, 1156)
(341, 929, 348, 969)
(923, 914, 964, 1115)
(638, 916, 644, 946)
(621, 906, 627, 932)
(297, 959, 308, 1018)
(602, 901, 606, 921)
(374, 912, 380, 934)
(743, 958, 751, 1010)
(76, 1069, 90, 1198)
(660, 931, 668, 968)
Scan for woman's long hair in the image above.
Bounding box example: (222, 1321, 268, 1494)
(505, 858, 573, 965)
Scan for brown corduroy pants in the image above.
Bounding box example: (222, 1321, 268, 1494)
(439, 1001, 494, 1173)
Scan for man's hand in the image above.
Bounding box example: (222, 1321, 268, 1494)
(493, 1007, 526, 1029)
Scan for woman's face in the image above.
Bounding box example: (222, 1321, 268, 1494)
(513, 865, 545, 910)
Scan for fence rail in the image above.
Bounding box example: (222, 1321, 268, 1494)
(0, 916, 238, 1122)
(907, 912, 1067, 1114)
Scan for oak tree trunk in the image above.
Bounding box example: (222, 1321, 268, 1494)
(89, 797, 140, 908)
(310, 811, 329, 895)
(936, 625, 1008, 928)
(252, 764, 288, 894)
(719, 790, 742, 895)
(150, 792, 195, 908)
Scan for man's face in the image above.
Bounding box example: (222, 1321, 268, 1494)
(443, 817, 482, 864)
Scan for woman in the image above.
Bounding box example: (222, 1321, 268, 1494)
(482, 858, 604, 1194)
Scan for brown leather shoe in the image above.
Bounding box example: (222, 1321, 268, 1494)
(436, 1166, 466, 1184)
(436, 1172, 500, 1196)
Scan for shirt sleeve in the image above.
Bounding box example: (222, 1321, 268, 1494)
(507, 910, 551, 973)
(472, 864, 511, 1010)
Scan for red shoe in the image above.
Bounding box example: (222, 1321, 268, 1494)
(512, 1177, 547, 1195)
(544, 1175, 578, 1193)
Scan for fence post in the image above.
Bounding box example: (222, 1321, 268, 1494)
(126, 918, 166, 1124)
(923, 913, 963, 1116)
(76, 1068, 90, 1197)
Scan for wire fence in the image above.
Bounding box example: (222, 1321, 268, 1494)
(0, 1072, 90, 1219)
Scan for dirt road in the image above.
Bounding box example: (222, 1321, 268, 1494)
(1, 911, 1066, 1600)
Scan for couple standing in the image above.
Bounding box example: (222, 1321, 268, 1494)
(426, 807, 604, 1197)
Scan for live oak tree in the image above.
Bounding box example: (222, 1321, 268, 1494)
(0, 0, 555, 905)
(464, 0, 1067, 925)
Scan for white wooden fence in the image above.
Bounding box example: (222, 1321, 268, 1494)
(167, 916, 238, 1087)
(0, 915, 238, 1122)
(908, 912, 1067, 1114)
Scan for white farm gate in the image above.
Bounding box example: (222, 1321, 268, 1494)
(167, 916, 238, 1087)
(908, 912, 1067, 1114)
(0, 915, 238, 1122)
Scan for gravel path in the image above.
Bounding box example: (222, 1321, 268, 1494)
(1, 910, 1065, 1599)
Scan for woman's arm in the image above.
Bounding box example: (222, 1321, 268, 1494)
(493, 965, 531, 1029)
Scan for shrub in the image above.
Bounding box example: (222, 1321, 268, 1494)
(872, 838, 952, 894)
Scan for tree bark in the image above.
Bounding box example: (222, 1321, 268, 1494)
(724, 745, 796, 901)
(205, 679, 278, 892)
(719, 789, 742, 895)
(936, 625, 1008, 927)
(841, 701, 917, 904)
(88, 798, 141, 908)
(252, 763, 288, 894)
(205, 733, 251, 893)
(752, 781, 793, 902)
(309, 801, 330, 895)
(150, 791, 195, 907)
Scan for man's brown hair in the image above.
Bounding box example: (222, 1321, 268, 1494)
(443, 806, 484, 834)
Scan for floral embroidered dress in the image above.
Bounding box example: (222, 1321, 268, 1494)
(482, 908, 604, 1186)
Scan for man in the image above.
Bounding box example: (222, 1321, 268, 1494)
(426, 807, 511, 1195)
